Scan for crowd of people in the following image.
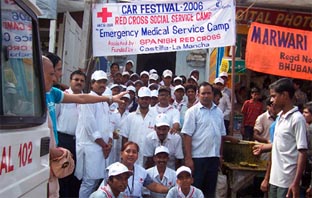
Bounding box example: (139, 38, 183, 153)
(43, 52, 312, 198)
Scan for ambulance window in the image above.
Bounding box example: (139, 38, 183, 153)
(1, 1, 44, 119)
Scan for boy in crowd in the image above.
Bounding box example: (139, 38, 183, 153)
(241, 87, 263, 140)
(90, 162, 133, 198)
(166, 166, 204, 198)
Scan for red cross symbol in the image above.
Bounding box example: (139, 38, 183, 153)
(97, 7, 112, 23)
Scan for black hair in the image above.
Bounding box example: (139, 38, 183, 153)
(213, 88, 222, 98)
(180, 75, 187, 84)
(185, 83, 197, 92)
(265, 97, 272, 106)
(292, 79, 303, 87)
(269, 78, 295, 99)
(110, 62, 119, 69)
(198, 81, 214, 94)
(44, 52, 61, 68)
(121, 141, 140, 153)
(304, 102, 312, 114)
(251, 87, 260, 93)
(70, 70, 87, 80)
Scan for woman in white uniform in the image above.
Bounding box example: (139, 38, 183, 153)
(97, 141, 169, 197)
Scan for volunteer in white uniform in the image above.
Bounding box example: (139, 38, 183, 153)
(144, 113, 183, 170)
(109, 93, 130, 164)
(75, 70, 113, 198)
(120, 142, 169, 197)
(120, 87, 157, 166)
(146, 146, 176, 198)
(150, 86, 180, 133)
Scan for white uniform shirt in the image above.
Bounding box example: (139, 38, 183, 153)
(172, 99, 187, 113)
(254, 110, 275, 160)
(151, 104, 180, 128)
(120, 108, 158, 166)
(90, 184, 125, 198)
(254, 110, 274, 141)
(109, 109, 129, 164)
(56, 88, 79, 135)
(124, 164, 153, 198)
(270, 107, 307, 188)
(181, 102, 226, 158)
(75, 91, 113, 180)
(143, 132, 184, 169)
(217, 93, 231, 121)
(166, 185, 204, 198)
(147, 166, 176, 198)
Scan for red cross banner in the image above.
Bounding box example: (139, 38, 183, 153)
(246, 22, 312, 80)
(92, 0, 236, 56)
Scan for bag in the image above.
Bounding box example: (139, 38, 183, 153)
(216, 170, 228, 198)
(50, 147, 75, 178)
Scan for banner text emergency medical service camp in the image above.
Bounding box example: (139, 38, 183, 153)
(92, 0, 236, 56)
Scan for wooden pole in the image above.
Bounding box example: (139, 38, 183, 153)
(230, 45, 236, 135)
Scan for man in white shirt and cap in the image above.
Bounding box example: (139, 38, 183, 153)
(160, 69, 174, 98)
(150, 86, 180, 133)
(120, 87, 158, 166)
(144, 113, 183, 170)
(140, 71, 150, 87)
(75, 70, 114, 198)
(146, 146, 176, 198)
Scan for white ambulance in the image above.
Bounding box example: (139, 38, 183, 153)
(0, 0, 50, 197)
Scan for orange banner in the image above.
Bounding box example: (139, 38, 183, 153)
(246, 22, 312, 80)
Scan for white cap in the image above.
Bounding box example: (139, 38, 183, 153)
(154, 145, 169, 155)
(174, 85, 185, 92)
(122, 93, 130, 99)
(110, 84, 121, 90)
(148, 83, 159, 90)
(149, 73, 159, 81)
(151, 90, 158, 97)
(138, 87, 151, 98)
(120, 85, 127, 91)
(176, 166, 192, 177)
(140, 71, 149, 77)
(214, 77, 224, 85)
(91, 70, 107, 81)
(163, 69, 172, 78)
(107, 162, 133, 177)
(126, 85, 136, 93)
(149, 69, 157, 74)
(190, 75, 197, 82)
(155, 113, 170, 127)
(122, 71, 130, 76)
(134, 80, 144, 85)
(219, 72, 228, 78)
(174, 76, 183, 82)
(190, 69, 199, 75)
(130, 73, 139, 78)
(126, 60, 134, 66)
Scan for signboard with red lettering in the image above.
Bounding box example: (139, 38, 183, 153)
(92, 0, 236, 56)
(2, 2, 33, 58)
(246, 22, 312, 80)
